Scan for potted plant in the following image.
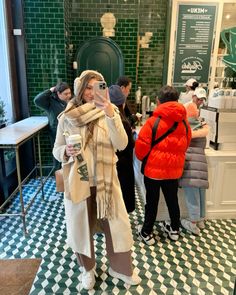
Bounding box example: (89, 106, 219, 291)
(0, 99, 7, 128)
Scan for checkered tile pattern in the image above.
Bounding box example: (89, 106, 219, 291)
(0, 178, 235, 294)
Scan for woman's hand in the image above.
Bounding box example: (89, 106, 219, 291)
(65, 144, 80, 157)
(94, 88, 114, 117)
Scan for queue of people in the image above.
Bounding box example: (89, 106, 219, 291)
(36, 72, 209, 290)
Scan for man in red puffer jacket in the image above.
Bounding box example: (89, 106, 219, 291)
(135, 85, 192, 245)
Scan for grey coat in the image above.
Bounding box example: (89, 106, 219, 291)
(179, 136, 209, 189)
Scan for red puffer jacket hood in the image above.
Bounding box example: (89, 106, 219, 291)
(135, 101, 192, 179)
(153, 101, 187, 122)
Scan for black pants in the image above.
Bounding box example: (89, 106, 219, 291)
(142, 176, 180, 234)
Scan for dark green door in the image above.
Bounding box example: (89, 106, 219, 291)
(75, 37, 124, 86)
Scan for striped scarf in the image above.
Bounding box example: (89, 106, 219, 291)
(64, 102, 114, 219)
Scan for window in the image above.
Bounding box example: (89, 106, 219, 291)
(0, 1, 13, 124)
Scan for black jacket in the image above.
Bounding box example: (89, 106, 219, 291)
(34, 89, 67, 144)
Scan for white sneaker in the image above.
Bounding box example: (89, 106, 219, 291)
(163, 221, 179, 241)
(138, 225, 155, 246)
(197, 220, 205, 229)
(81, 267, 97, 290)
(108, 267, 141, 285)
(181, 219, 200, 235)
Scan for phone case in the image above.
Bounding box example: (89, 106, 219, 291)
(93, 81, 107, 101)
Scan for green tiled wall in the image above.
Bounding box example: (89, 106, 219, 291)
(24, 0, 68, 166)
(24, 0, 167, 166)
(69, 0, 167, 101)
(138, 0, 167, 100)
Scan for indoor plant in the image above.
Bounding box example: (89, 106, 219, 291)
(0, 99, 7, 128)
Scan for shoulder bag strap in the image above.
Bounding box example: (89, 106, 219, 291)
(140, 116, 160, 174)
(143, 118, 178, 161)
(152, 121, 178, 146)
(141, 119, 179, 174)
(151, 116, 161, 147)
(182, 119, 189, 136)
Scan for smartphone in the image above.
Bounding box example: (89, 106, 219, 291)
(93, 81, 107, 101)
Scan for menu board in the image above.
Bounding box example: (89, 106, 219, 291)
(173, 4, 217, 86)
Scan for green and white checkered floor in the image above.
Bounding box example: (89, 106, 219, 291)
(0, 178, 235, 294)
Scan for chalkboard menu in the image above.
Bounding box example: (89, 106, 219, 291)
(173, 4, 217, 86)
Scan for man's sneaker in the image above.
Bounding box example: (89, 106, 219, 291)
(197, 220, 205, 229)
(137, 225, 155, 246)
(108, 267, 141, 285)
(181, 219, 200, 235)
(81, 267, 97, 290)
(163, 221, 179, 241)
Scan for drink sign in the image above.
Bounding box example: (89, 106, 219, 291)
(173, 4, 217, 86)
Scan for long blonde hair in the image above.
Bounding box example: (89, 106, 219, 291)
(73, 71, 104, 103)
(73, 71, 104, 147)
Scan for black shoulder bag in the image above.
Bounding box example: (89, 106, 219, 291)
(141, 117, 179, 174)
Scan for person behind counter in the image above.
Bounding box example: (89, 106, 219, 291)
(53, 70, 141, 290)
(185, 87, 207, 110)
(179, 78, 199, 104)
(179, 101, 209, 235)
(109, 85, 136, 213)
(135, 85, 191, 245)
(34, 82, 72, 170)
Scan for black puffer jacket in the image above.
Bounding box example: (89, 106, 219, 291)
(34, 89, 67, 144)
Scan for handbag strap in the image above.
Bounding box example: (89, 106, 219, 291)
(152, 121, 178, 146)
(151, 116, 161, 147)
(182, 119, 189, 137)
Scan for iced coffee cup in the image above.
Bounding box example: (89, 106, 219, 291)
(67, 134, 82, 154)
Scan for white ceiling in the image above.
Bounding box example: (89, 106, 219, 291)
(221, 3, 236, 29)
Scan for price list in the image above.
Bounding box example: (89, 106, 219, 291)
(173, 4, 217, 85)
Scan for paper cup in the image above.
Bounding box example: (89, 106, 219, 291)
(67, 134, 82, 150)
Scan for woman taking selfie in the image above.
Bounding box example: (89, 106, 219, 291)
(53, 70, 141, 290)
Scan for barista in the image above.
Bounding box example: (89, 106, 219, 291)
(179, 78, 199, 104)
